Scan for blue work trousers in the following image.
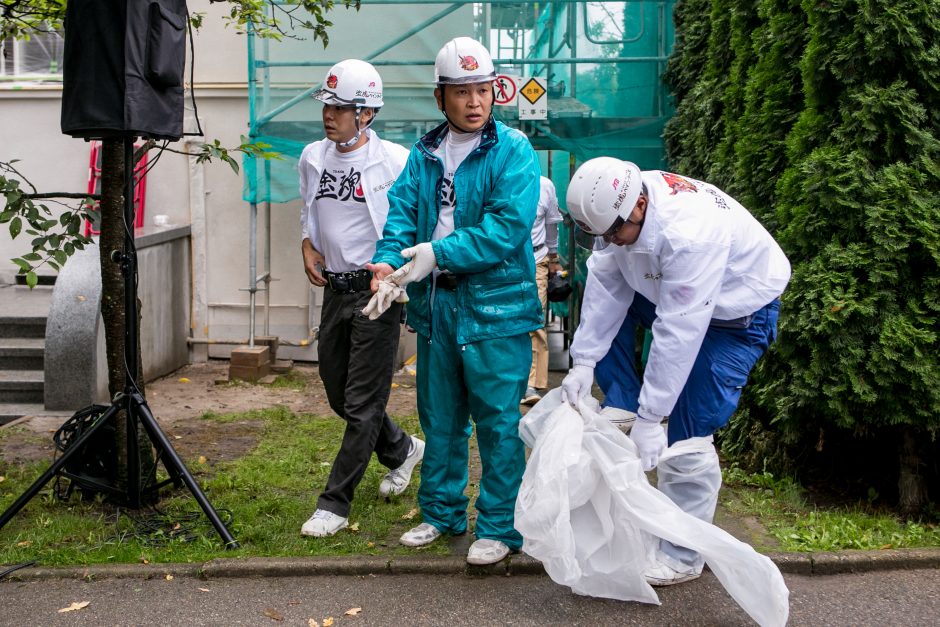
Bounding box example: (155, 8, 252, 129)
(595, 294, 780, 444)
(416, 288, 530, 550)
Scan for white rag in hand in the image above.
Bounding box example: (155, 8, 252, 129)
(362, 280, 409, 320)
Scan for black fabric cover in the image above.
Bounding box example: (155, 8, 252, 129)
(61, 0, 188, 141)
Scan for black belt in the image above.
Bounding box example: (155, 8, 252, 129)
(434, 272, 459, 291)
(710, 314, 753, 329)
(325, 269, 372, 294)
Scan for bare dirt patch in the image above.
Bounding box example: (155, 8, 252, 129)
(0, 361, 419, 471)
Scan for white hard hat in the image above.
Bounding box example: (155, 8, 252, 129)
(566, 157, 643, 234)
(313, 59, 384, 108)
(434, 37, 496, 85)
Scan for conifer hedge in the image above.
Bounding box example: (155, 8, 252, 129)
(664, 0, 940, 514)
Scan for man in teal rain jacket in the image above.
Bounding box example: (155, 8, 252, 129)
(365, 36, 542, 565)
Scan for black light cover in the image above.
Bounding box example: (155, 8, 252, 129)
(61, 0, 188, 141)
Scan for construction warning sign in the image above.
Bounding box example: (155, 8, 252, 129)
(518, 77, 548, 120)
(493, 74, 519, 106)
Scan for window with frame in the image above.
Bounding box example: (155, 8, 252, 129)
(0, 29, 64, 80)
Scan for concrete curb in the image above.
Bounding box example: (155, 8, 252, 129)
(5, 549, 940, 582)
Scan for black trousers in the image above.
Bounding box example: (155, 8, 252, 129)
(316, 288, 410, 517)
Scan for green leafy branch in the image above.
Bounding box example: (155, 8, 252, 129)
(1, 160, 93, 288)
(180, 137, 283, 174)
(209, 0, 360, 44)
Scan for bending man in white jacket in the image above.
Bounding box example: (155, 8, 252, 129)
(561, 157, 791, 587)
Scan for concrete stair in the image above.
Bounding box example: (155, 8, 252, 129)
(0, 285, 50, 424)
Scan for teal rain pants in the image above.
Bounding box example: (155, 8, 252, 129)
(415, 288, 530, 550)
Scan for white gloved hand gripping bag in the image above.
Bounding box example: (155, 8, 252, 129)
(516, 389, 790, 627)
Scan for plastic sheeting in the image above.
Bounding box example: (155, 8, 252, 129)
(516, 389, 789, 627)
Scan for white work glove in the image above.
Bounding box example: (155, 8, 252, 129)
(362, 280, 409, 320)
(630, 418, 667, 471)
(389, 242, 437, 288)
(561, 364, 594, 407)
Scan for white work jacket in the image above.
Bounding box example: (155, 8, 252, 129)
(570, 171, 791, 420)
(298, 129, 410, 250)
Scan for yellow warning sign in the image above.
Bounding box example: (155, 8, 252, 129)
(520, 78, 546, 105)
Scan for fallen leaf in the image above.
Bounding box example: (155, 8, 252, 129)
(198, 456, 207, 464)
(320, 462, 330, 467)
(263, 608, 284, 621)
(879, 543, 893, 550)
(390, 382, 399, 389)
(402, 508, 418, 520)
(173, 435, 182, 440)
(58, 601, 90, 613)
(77, 295, 86, 302)
(349, 522, 360, 532)
(173, 523, 182, 530)
(0, 476, 5, 482)
(16, 540, 31, 547)
(199, 588, 210, 593)
(165, 574, 174, 581)
(323, 618, 334, 627)
(367, 542, 375, 548)
(344, 608, 362, 616)
(179, 377, 191, 383)
(308, 620, 319, 627)
(139, 557, 149, 564)
(288, 600, 301, 606)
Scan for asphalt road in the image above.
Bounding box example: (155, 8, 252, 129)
(2, 568, 938, 626)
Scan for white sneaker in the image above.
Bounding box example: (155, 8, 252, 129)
(400, 522, 442, 547)
(379, 436, 425, 497)
(644, 559, 702, 587)
(521, 387, 542, 406)
(300, 509, 348, 537)
(600, 406, 638, 433)
(467, 538, 511, 565)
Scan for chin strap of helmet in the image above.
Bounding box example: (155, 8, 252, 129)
(337, 105, 379, 148)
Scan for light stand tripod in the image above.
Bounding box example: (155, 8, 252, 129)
(0, 137, 238, 549)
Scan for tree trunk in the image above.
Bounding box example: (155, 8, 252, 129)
(898, 425, 927, 519)
(99, 139, 153, 495)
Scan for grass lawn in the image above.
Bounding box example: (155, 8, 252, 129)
(1, 404, 938, 568)
(0, 406, 448, 567)
(720, 465, 940, 552)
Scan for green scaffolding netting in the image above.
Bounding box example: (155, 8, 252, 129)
(244, 1, 676, 313)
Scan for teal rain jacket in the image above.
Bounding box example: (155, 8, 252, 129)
(373, 119, 543, 344)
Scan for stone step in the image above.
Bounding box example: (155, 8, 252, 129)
(0, 403, 46, 426)
(0, 338, 45, 370)
(0, 316, 47, 339)
(0, 370, 43, 404)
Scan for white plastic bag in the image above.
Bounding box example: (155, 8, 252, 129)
(516, 389, 789, 627)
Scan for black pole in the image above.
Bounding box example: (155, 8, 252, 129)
(123, 137, 141, 509)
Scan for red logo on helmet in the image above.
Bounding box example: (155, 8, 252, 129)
(368, 81, 376, 87)
(612, 178, 620, 190)
(326, 74, 338, 89)
(459, 55, 479, 71)
(661, 172, 697, 195)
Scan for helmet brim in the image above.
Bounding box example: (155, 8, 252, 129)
(435, 72, 497, 86)
(313, 89, 380, 108)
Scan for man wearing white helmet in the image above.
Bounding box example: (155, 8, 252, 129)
(561, 157, 791, 585)
(298, 59, 425, 538)
(365, 37, 542, 565)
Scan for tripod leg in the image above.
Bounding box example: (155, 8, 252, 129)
(0, 405, 120, 531)
(131, 395, 239, 549)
